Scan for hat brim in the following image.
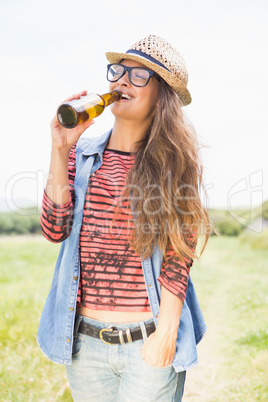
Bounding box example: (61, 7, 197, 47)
(105, 51, 191, 106)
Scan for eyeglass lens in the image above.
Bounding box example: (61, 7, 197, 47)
(107, 64, 151, 87)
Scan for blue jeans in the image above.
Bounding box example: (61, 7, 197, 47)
(66, 315, 186, 401)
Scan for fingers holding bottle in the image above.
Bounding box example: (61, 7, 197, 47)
(50, 91, 95, 151)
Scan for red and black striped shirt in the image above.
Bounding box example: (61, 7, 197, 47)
(41, 146, 192, 311)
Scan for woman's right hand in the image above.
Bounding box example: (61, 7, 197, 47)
(50, 90, 95, 151)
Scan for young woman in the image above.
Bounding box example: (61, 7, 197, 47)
(37, 35, 210, 401)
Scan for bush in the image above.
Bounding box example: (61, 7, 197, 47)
(209, 209, 244, 236)
(0, 211, 41, 235)
(262, 201, 268, 220)
(214, 217, 243, 236)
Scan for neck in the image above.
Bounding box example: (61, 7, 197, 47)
(107, 118, 150, 152)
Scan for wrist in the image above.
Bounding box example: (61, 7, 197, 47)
(155, 322, 179, 340)
(50, 145, 72, 167)
(51, 142, 72, 154)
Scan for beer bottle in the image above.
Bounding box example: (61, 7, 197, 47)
(57, 90, 122, 129)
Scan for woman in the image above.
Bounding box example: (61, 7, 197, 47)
(37, 35, 210, 401)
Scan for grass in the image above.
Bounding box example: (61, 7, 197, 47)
(237, 329, 268, 349)
(239, 229, 268, 250)
(0, 235, 267, 401)
(0, 236, 72, 402)
(185, 236, 268, 401)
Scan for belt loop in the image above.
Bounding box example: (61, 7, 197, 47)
(126, 328, 133, 343)
(139, 321, 148, 341)
(118, 330, 125, 344)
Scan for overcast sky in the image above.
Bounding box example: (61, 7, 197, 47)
(1, 0, 267, 215)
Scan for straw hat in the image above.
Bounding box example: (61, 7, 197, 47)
(106, 34, 191, 106)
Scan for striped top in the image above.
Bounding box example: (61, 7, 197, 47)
(41, 145, 193, 312)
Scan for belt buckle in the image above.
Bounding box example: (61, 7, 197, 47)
(99, 326, 114, 345)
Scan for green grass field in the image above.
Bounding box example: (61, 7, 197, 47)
(0, 235, 267, 401)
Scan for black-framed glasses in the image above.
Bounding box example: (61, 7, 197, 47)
(107, 63, 159, 87)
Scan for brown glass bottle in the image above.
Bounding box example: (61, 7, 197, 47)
(57, 90, 122, 129)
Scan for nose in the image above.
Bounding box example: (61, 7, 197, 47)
(117, 70, 131, 87)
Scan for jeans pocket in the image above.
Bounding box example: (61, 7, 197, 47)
(72, 334, 84, 357)
(141, 358, 173, 371)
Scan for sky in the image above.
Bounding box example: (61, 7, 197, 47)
(1, 0, 267, 216)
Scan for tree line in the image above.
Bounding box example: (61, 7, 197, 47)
(0, 200, 267, 236)
(0, 211, 41, 235)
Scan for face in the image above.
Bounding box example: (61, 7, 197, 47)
(108, 59, 159, 125)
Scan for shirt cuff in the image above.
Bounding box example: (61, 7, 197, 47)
(43, 190, 73, 211)
(158, 272, 189, 303)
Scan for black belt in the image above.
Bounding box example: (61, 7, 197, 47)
(78, 320, 156, 345)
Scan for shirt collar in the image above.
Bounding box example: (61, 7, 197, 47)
(78, 129, 112, 156)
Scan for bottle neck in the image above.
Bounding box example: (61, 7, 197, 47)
(100, 91, 122, 107)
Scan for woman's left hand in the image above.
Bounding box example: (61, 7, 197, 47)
(140, 329, 177, 367)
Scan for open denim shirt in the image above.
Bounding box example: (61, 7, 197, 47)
(37, 130, 207, 372)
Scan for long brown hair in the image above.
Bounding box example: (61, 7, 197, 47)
(118, 80, 211, 261)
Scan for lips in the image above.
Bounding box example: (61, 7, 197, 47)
(115, 90, 134, 101)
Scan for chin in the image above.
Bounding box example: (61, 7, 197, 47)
(110, 104, 131, 119)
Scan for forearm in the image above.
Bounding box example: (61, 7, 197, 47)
(40, 191, 73, 243)
(156, 285, 183, 339)
(45, 146, 71, 205)
(140, 286, 182, 367)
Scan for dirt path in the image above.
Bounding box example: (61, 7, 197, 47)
(183, 326, 224, 401)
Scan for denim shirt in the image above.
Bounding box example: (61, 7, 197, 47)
(37, 130, 206, 372)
